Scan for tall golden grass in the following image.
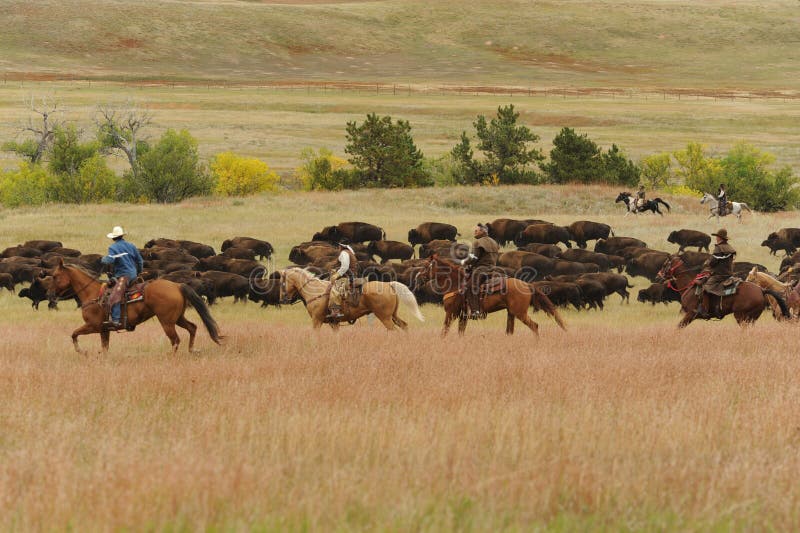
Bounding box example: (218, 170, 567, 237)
(1, 185, 799, 529)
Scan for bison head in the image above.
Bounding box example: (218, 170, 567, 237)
(408, 229, 420, 245)
(667, 231, 676, 243)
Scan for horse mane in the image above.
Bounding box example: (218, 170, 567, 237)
(62, 263, 100, 279)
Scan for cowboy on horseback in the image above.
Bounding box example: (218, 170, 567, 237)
(695, 228, 736, 318)
(636, 184, 646, 210)
(460, 223, 500, 319)
(327, 241, 358, 321)
(717, 184, 728, 216)
(100, 226, 143, 330)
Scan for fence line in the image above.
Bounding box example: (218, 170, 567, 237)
(1, 75, 798, 103)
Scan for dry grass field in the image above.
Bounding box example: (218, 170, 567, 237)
(2, 185, 800, 529)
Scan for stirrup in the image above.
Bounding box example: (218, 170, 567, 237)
(103, 320, 123, 330)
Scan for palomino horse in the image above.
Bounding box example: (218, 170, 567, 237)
(615, 192, 671, 216)
(700, 192, 752, 224)
(278, 267, 424, 330)
(49, 259, 222, 354)
(416, 254, 566, 336)
(745, 267, 800, 320)
(657, 254, 788, 328)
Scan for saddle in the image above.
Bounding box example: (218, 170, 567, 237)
(342, 277, 365, 307)
(100, 281, 147, 305)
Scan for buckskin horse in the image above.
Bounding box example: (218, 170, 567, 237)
(656, 254, 788, 328)
(278, 267, 424, 330)
(49, 258, 222, 354)
(416, 254, 566, 336)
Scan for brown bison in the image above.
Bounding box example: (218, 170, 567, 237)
(367, 240, 414, 263)
(222, 247, 257, 260)
(419, 240, 469, 260)
(625, 251, 670, 281)
(198, 257, 262, 278)
(408, 222, 459, 246)
(678, 251, 711, 268)
(558, 248, 617, 272)
(486, 218, 550, 246)
(516, 243, 562, 257)
(312, 222, 385, 244)
(594, 237, 647, 255)
(220, 237, 273, 260)
(762, 233, 797, 256)
(514, 224, 572, 248)
(0, 272, 14, 292)
(567, 221, 613, 249)
(532, 281, 583, 309)
(667, 229, 711, 253)
(1, 246, 42, 258)
(200, 271, 251, 303)
(23, 240, 63, 252)
(776, 228, 800, 247)
(637, 283, 681, 305)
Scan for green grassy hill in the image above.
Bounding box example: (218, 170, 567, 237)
(2, 0, 798, 90)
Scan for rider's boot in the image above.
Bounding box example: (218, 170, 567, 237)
(326, 304, 344, 321)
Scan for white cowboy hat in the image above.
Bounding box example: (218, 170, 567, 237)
(106, 226, 126, 239)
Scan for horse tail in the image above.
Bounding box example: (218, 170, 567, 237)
(181, 284, 223, 344)
(390, 281, 425, 322)
(764, 288, 790, 319)
(609, 227, 615, 237)
(656, 198, 671, 211)
(532, 287, 567, 330)
(741, 203, 752, 212)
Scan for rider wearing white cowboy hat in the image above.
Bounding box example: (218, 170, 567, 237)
(100, 226, 144, 329)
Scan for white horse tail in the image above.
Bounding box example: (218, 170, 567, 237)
(390, 282, 425, 322)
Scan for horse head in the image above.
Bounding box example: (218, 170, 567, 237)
(614, 192, 631, 203)
(656, 255, 682, 282)
(700, 193, 712, 204)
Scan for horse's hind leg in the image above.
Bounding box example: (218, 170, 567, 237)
(177, 315, 198, 352)
(157, 316, 181, 353)
(100, 329, 110, 353)
(678, 311, 695, 328)
(517, 312, 539, 336)
(392, 314, 409, 331)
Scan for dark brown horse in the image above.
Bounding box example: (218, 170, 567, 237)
(49, 258, 222, 354)
(417, 255, 566, 336)
(656, 254, 788, 328)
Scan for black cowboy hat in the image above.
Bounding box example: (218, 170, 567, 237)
(711, 229, 730, 240)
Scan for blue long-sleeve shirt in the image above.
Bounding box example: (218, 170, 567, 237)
(101, 239, 143, 279)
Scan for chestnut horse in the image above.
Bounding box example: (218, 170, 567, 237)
(49, 259, 222, 354)
(656, 254, 788, 328)
(278, 267, 424, 330)
(416, 255, 566, 336)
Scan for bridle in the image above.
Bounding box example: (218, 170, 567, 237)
(658, 257, 702, 293)
(280, 269, 325, 305)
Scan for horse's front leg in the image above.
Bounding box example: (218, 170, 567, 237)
(71, 323, 100, 355)
(100, 329, 110, 352)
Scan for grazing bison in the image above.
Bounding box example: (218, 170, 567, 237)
(408, 222, 459, 246)
(367, 240, 414, 263)
(637, 283, 681, 305)
(667, 229, 711, 253)
(516, 243, 562, 258)
(312, 222, 384, 244)
(626, 251, 670, 282)
(594, 237, 647, 255)
(567, 221, 613, 249)
(514, 224, 572, 248)
(23, 240, 63, 252)
(762, 233, 797, 256)
(221, 237, 273, 260)
(486, 218, 550, 246)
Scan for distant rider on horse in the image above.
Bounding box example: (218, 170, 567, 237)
(636, 184, 646, 210)
(717, 184, 728, 216)
(327, 241, 358, 321)
(695, 228, 736, 318)
(460, 223, 500, 319)
(100, 226, 143, 329)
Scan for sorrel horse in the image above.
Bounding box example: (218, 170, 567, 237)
(656, 254, 788, 328)
(416, 254, 566, 336)
(49, 259, 222, 354)
(278, 267, 424, 330)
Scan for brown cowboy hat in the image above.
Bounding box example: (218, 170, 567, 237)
(711, 228, 730, 240)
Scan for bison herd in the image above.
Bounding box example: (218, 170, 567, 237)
(4, 218, 800, 319)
